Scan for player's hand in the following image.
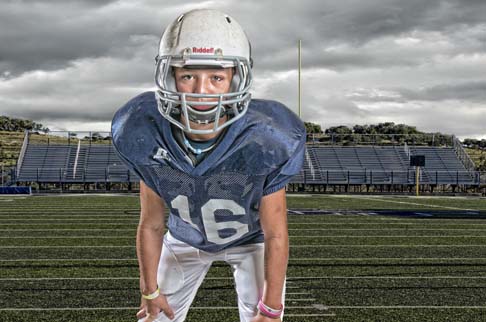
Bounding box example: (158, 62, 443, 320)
(250, 312, 282, 322)
(136, 294, 175, 321)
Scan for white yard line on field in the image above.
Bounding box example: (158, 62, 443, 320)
(327, 305, 486, 309)
(287, 223, 486, 226)
(0, 258, 137, 262)
(1, 305, 486, 311)
(0, 236, 134, 239)
(1, 235, 486, 238)
(2, 244, 486, 249)
(2, 226, 485, 231)
(0, 235, 486, 239)
(290, 244, 486, 247)
(0, 245, 135, 248)
(288, 257, 486, 261)
(0, 229, 135, 231)
(288, 228, 486, 231)
(0, 219, 139, 222)
(0, 222, 137, 225)
(3, 257, 486, 262)
(2, 276, 486, 281)
(0, 215, 138, 218)
(330, 195, 476, 211)
(289, 235, 486, 238)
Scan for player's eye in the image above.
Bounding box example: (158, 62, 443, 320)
(212, 75, 224, 82)
(180, 74, 193, 81)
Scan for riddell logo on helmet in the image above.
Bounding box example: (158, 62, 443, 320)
(192, 47, 214, 54)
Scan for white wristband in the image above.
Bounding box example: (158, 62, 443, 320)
(142, 287, 160, 300)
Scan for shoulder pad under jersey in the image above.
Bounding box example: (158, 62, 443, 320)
(111, 91, 163, 167)
(218, 99, 306, 174)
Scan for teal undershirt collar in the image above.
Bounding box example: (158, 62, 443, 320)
(184, 135, 219, 163)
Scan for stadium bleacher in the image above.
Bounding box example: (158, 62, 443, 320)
(16, 142, 479, 187)
(17, 143, 139, 183)
(294, 145, 478, 186)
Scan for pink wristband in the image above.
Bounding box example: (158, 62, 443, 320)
(257, 299, 283, 319)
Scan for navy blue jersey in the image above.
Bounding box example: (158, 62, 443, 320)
(111, 92, 305, 252)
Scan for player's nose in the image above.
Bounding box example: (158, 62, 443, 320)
(193, 77, 210, 95)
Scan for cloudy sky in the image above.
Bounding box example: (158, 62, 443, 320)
(0, 0, 485, 139)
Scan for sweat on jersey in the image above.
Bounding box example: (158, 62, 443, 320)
(111, 91, 306, 253)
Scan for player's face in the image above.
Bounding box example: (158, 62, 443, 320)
(174, 67, 234, 140)
(174, 67, 233, 111)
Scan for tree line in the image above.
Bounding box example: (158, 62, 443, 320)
(462, 138, 486, 150)
(0, 115, 483, 149)
(306, 121, 427, 136)
(0, 115, 49, 132)
(304, 121, 486, 148)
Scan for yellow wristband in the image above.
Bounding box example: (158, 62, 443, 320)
(142, 287, 160, 300)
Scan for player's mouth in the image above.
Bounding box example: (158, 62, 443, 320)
(189, 102, 218, 111)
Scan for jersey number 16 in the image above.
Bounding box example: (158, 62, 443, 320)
(171, 195, 249, 245)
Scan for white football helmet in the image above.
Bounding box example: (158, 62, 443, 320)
(155, 9, 253, 134)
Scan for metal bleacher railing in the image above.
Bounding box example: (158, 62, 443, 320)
(17, 166, 139, 183)
(15, 129, 30, 178)
(307, 132, 455, 146)
(452, 135, 477, 172)
(292, 169, 481, 185)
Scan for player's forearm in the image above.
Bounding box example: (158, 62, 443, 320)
(262, 232, 289, 309)
(136, 224, 164, 293)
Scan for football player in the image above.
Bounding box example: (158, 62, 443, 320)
(111, 9, 305, 322)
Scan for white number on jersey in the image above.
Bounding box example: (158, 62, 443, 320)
(171, 195, 249, 245)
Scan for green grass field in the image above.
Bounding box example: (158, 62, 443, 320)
(1, 194, 486, 322)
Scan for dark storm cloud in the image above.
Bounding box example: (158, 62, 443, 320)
(0, 0, 183, 75)
(22, 0, 117, 5)
(1, 98, 116, 122)
(399, 80, 486, 102)
(234, 0, 486, 73)
(2, 0, 485, 75)
(351, 81, 486, 103)
(374, 102, 486, 138)
(258, 45, 425, 72)
(0, 0, 485, 137)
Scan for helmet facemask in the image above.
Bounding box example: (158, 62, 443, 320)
(155, 55, 252, 135)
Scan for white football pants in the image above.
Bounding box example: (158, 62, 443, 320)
(138, 232, 285, 322)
